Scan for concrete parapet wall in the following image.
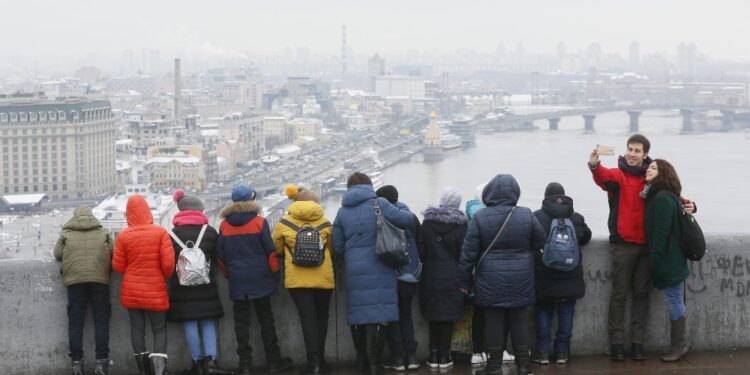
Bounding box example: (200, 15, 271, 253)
(1, 235, 748, 374)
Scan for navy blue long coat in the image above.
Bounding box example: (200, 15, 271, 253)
(333, 184, 414, 325)
(457, 174, 547, 308)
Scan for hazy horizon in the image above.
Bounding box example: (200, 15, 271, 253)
(2, 0, 749, 72)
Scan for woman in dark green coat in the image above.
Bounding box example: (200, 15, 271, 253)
(643, 159, 690, 362)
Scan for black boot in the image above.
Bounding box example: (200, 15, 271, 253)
(609, 344, 625, 361)
(514, 345, 532, 375)
(267, 357, 293, 373)
(94, 358, 110, 375)
(366, 325, 386, 375)
(134, 353, 152, 375)
(631, 343, 646, 361)
(71, 359, 85, 375)
(476, 350, 502, 375)
(204, 356, 233, 374)
(188, 358, 202, 375)
(351, 325, 369, 372)
(149, 353, 170, 375)
(237, 356, 253, 375)
(426, 350, 439, 368)
(318, 353, 332, 374)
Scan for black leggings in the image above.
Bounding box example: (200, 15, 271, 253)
(428, 321, 454, 352)
(484, 306, 528, 352)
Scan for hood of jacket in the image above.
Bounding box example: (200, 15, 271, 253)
(63, 206, 103, 231)
(342, 184, 377, 208)
(541, 195, 575, 219)
(126, 195, 153, 226)
(482, 174, 520, 207)
(220, 201, 261, 226)
(423, 206, 467, 226)
(288, 200, 325, 222)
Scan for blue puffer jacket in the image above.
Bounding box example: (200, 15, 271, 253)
(457, 174, 547, 308)
(465, 199, 485, 220)
(217, 201, 279, 301)
(395, 202, 423, 283)
(333, 184, 414, 325)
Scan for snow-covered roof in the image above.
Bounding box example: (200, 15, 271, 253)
(1, 193, 46, 205)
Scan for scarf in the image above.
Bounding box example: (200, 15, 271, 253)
(618, 155, 652, 177)
(173, 210, 209, 226)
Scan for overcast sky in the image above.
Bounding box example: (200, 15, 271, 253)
(2, 0, 749, 64)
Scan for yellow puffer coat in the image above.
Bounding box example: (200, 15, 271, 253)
(272, 201, 334, 289)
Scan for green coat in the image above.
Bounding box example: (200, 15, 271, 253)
(644, 192, 690, 289)
(54, 206, 114, 286)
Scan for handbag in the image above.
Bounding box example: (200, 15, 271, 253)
(373, 198, 410, 267)
(467, 207, 516, 303)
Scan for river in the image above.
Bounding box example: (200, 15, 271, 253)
(325, 110, 750, 236)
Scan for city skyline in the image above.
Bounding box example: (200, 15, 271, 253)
(1, 0, 749, 76)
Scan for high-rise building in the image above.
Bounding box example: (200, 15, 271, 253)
(0, 95, 118, 199)
(368, 54, 386, 92)
(629, 41, 641, 71)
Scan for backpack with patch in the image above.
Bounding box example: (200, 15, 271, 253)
(667, 193, 706, 261)
(168, 225, 211, 286)
(279, 218, 331, 267)
(542, 218, 580, 272)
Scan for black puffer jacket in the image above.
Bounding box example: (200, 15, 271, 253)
(533, 195, 592, 302)
(166, 224, 224, 322)
(419, 206, 467, 321)
(457, 174, 547, 308)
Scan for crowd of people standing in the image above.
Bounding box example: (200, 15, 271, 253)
(53, 133, 697, 375)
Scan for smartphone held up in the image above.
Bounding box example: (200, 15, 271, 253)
(596, 145, 615, 156)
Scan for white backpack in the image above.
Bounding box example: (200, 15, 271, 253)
(168, 225, 211, 286)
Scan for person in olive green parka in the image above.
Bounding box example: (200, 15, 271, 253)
(54, 205, 114, 375)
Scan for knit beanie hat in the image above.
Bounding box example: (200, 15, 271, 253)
(232, 185, 256, 202)
(375, 185, 399, 204)
(440, 186, 462, 209)
(284, 184, 319, 202)
(544, 182, 566, 198)
(173, 189, 205, 211)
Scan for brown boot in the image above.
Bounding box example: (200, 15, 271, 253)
(661, 317, 689, 362)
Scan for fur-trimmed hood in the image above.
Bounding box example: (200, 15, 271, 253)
(220, 201, 262, 226)
(423, 206, 467, 225)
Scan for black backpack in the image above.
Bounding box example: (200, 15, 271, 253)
(667, 193, 706, 261)
(279, 219, 331, 267)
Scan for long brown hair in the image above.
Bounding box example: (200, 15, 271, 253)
(649, 159, 682, 196)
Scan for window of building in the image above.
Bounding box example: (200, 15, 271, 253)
(30, 112, 37, 122)
(0, 113, 7, 122)
(40, 112, 46, 122)
(10, 113, 18, 122)
(49, 112, 56, 121)
(20, 112, 27, 122)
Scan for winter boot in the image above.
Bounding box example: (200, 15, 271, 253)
(203, 356, 233, 374)
(71, 359, 85, 375)
(318, 353, 332, 374)
(237, 356, 253, 375)
(149, 353, 169, 375)
(187, 358, 202, 375)
(366, 325, 386, 375)
(134, 352, 152, 375)
(661, 317, 690, 362)
(94, 358, 110, 375)
(475, 350, 502, 375)
(514, 345, 533, 375)
(351, 325, 369, 372)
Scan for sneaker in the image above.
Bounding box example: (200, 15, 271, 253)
(470, 352, 487, 367)
(382, 357, 406, 372)
(502, 350, 515, 363)
(427, 350, 440, 368)
(438, 352, 453, 369)
(531, 351, 550, 365)
(555, 352, 569, 364)
(405, 353, 420, 371)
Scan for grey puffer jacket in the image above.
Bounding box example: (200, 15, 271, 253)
(457, 174, 546, 308)
(54, 206, 114, 286)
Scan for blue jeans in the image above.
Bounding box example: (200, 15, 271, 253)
(184, 319, 217, 360)
(535, 300, 576, 354)
(662, 282, 686, 320)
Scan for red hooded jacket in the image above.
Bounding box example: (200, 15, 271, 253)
(112, 195, 175, 311)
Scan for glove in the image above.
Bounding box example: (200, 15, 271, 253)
(268, 252, 280, 272)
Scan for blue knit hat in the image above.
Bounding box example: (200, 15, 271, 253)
(232, 185, 256, 202)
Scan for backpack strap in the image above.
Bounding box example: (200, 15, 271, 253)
(194, 225, 208, 248)
(279, 218, 301, 232)
(168, 230, 189, 251)
(315, 222, 332, 231)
